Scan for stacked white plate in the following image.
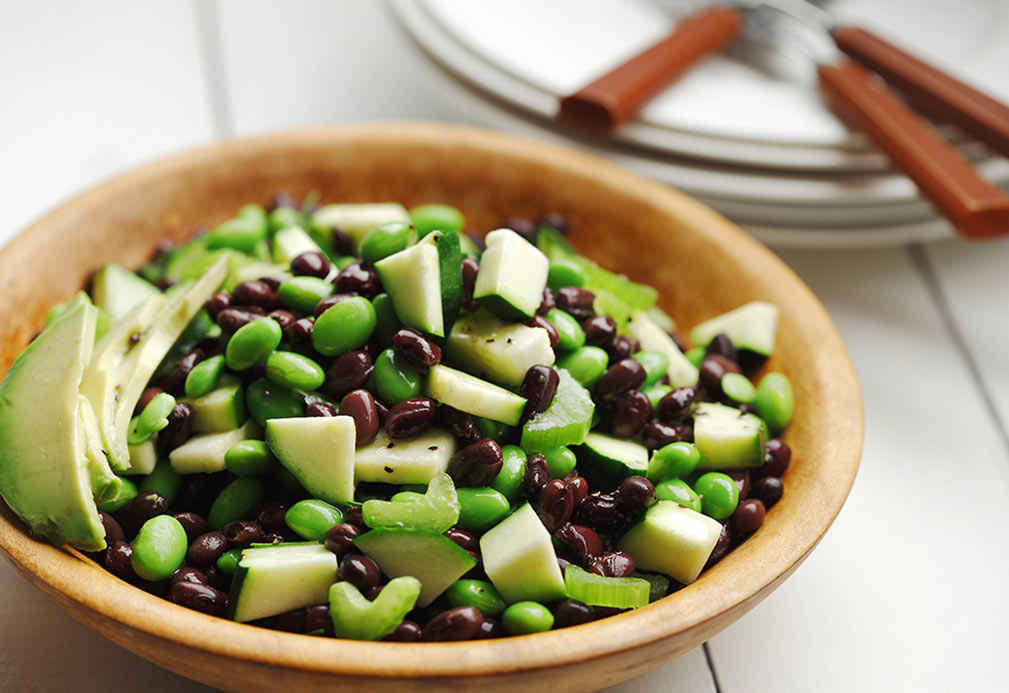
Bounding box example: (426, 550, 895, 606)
(391, 0, 1009, 247)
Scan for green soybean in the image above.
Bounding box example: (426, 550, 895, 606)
(206, 204, 268, 254)
(410, 203, 464, 238)
(456, 487, 511, 531)
(130, 515, 187, 582)
(246, 378, 303, 426)
(632, 350, 669, 388)
(502, 601, 554, 635)
(721, 372, 756, 404)
(278, 276, 332, 314)
(370, 293, 400, 349)
(373, 348, 422, 405)
(654, 478, 701, 512)
(285, 499, 344, 540)
(225, 439, 277, 477)
(545, 308, 585, 352)
(268, 206, 304, 233)
(547, 259, 586, 291)
(557, 346, 609, 386)
(474, 415, 510, 443)
(139, 462, 182, 505)
(543, 446, 577, 478)
(685, 346, 706, 368)
(208, 477, 264, 530)
(313, 296, 376, 356)
(694, 472, 739, 520)
(226, 317, 282, 371)
(185, 354, 225, 398)
(216, 548, 242, 575)
(334, 255, 356, 269)
(491, 445, 527, 502)
(359, 221, 416, 264)
(138, 392, 176, 435)
(97, 477, 138, 514)
(265, 350, 325, 391)
(647, 441, 700, 483)
(755, 372, 794, 432)
(446, 579, 506, 616)
(643, 384, 673, 412)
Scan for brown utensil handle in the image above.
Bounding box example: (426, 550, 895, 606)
(832, 25, 1009, 160)
(557, 5, 743, 135)
(819, 60, 1009, 240)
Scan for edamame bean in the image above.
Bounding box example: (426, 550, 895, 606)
(547, 259, 586, 291)
(446, 579, 506, 616)
(313, 296, 376, 357)
(224, 440, 277, 477)
(474, 415, 509, 442)
(128, 392, 177, 445)
(557, 346, 609, 386)
(225, 317, 282, 371)
(130, 515, 188, 582)
(206, 204, 268, 254)
(246, 378, 303, 426)
(208, 477, 264, 530)
(491, 445, 527, 502)
(632, 350, 669, 388)
(685, 346, 706, 368)
(722, 372, 756, 404)
(373, 348, 422, 405)
(502, 601, 554, 635)
(216, 547, 242, 575)
(268, 205, 303, 233)
(370, 293, 400, 349)
(544, 308, 585, 352)
(647, 441, 700, 483)
(543, 446, 577, 478)
(643, 385, 673, 412)
(694, 472, 739, 520)
(359, 221, 416, 264)
(139, 462, 182, 505)
(410, 203, 464, 237)
(456, 487, 510, 531)
(98, 477, 138, 514)
(265, 350, 325, 391)
(285, 499, 344, 540)
(755, 372, 794, 432)
(278, 276, 332, 314)
(185, 354, 225, 398)
(654, 478, 701, 512)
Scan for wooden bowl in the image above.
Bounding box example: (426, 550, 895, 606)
(0, 123, 861, 691)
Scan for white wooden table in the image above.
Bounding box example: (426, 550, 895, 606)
(2, 2, 1007, 691)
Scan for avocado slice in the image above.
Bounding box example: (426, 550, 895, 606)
(0, 301, 108, 550)
(90, 263, 162, 322)
(445, 310, 555, 388)
(81, 257, 229, 472)
(473, 228, 549, 320)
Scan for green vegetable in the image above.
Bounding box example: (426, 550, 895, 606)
(205, 204, 269, 254)
(225, 439, 277, 477)
(285, 499, 344, 540)
(544, 308, 585, 352)
(329, 576, 422, 641)
(694, 472, 739, 520)
(473, 415, 510, 442)
(362, 472, 460, 533)
(410, 203, 464, 238)
(391, 491, 426, 504)
(643, 384, 673, 412)
(268, 206, 304, 233)
(265, 351, 325, 391)
(557, 346, 608, 387)
(373, 348, 422, 405)
(185, 354, 225, 398)
(359, 221, 416, 264)
(755, 372, 794, 432)
(246, 378, 303, 426)
(139, 462, 182, 505)
(543, 446, 577, 478)
(685, 346, 705, 368)
(563, 564, 650, 609)
(647, 441, 700, 482)
(130, 515, 187, 581)
(654, 478, 701, 512)
(547, 259, 586, 291)
(216, 547, 242, 575)
(208, 477, 264, 530)
(225, 317, 282, 371)
(313, 296, 376, 357)
(446, 579, 506, 616)
(97, 477, 138, 514)
(491, 445, 527, 502)
(722, 372, 756, 404)
(127, 392, 176, 445)
(502, 601, 554, 635)
(277, 276, 332, 314)
(634, 571, 671, 602)
(370, 293, 400, 349)
(632, 350, 669, 388)
(456, 487, 511, 531)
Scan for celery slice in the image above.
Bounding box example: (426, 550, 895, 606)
(564, 565, 650, 609)
(329, 576, 421, 641)
(362, 472, 460, 532)
(520, 368, 594, 454)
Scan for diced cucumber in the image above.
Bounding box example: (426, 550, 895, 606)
(374, 241, 444, 337)
(265, 416, 357, 505)
(354, 527, 476, 607)
(311, 202, 411, 250)
(445, 310, 555, 388)
(185, 374, 246, 433)
(564, 564, 650, 609)
(473, 228, 549, 320)
(90, 263, 162, 322)
(272, 225, 325, 265)
(361, 472, 459, 533)
(574, 433, 649, 490)
(693, 402, 766, 469)
(228, 542, 338, 622)
(424, 230, 463, 330)
(426, 364, 526, 426)
(520, 368, 594, 454)
(169, 420, 259, 475)
(626, 310, 698, 388)
(127, 439, 158, 476)
(354, 428, 456, 485)
(225, 262, 291, 291)
(480, 503, 566, 604)
(329, 576, 421, 640)
(618, 501, 723, 584)
(689, 301, 779, 357)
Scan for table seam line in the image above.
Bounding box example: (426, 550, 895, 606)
(703, 642, 723, 693)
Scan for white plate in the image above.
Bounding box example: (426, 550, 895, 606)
(404, 0, 1009, 172)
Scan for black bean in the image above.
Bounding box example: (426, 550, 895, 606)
(323, 351, 373, 399)
(566, 475, 589, 507)
(187, 531, 229, 568)
(275, 607, 309, 633)
(338, 554, 382, 593)
(392, 328, 442, 368)
(750, 476, 783, 508)
(268, 190, 297, 211)
(726, 470, 750, 500)
(657, 386, 699, 422)
(135, 386, 164, 416)
(473, 617, 504, 639)
(267, 309, 296, 331)
(157, 402, 194, 454)
(172, 512, 208, 542)
(522, 454, 551, 499)
(99, 512, 126, 546)
(285, 317, 315, 353)
(324, 523, 361, 557)
(333, 262, 380, 298)
(641, 421, 679, 450)
(330, 228, 354, 256)
(576, 493, 625, 534)
(525, 314, 559, 348)
(203, 565, 230, 591)
(704, 333, 738, 363)
(595, 359, 646, 403)
(606, 336, 636, 361)
(500, 216, 537, 241)
(339, 389, 380, 446)
(384, 620, 423, 642)
(116, 491, 169, 538)
(104, 541, 137, 582)
(443, 527, 480, 553)
(169, 581, 228, 615)
(216, 306, 266, 333)
(537, 212, 569, 235)
(168, 566, 208, 588)
(437, 406, 482, 445)
(461, 257, 479, 310)
(420, 606, 483, 641)
(617, 476, 656, 513)
(257, 502, 288, 532)
(705, 522, 732, 569)
(555, 287, 596, 321)
(448, 439, 504, 487)
(385, 397, 437, 439)
(610, 390, 652, 438)
(554, 525, 603, 566)
(313, 293, 353, 318)
(232, 280, 278, 310)
(163, 349, 205, 395)
(588, 551, 636, 578)
(520, 365, 559, 423)
(343, 505, 365, 529)
(260, 276, 283, 291)
(224, 520, 264, 546)
(291, 251, 330, 279)
(305, 401, 337, 417)
(537, 479, 575, 533)
(760, 439, 792, 478)
(204, 291, 231, 320)
(538, 287, 556, 315)
(554, 599, 595, 629)
(583, 315, 617, 348)
(305, 605, 335, 636)
(366, 584, 385, 601)
(731, 498, 766, 534)
(699, 354, 741, 395)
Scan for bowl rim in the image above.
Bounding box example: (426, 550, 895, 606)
(0, 122, 863, 681)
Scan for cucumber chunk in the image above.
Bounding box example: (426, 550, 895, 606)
(228, 542, 338, 622)
(361, 472, 460, 532)
(574, 433, 649, 490)
(520, 368, 594, 454)
(265, 416, 357, 505)
(169, 420, 259, 475)
(618, 501, 723, 584)
(689, 301, 779, 357)
(426, 364, 526, 426)
(626, 310, 698, 388)
(374, 241, 445, 337)
(480, 503, 566, 604)
(354, 427, 456, 485)
(424, 230, 463, 330)
(329, 576, 421, 640)
(693, 402, 766, 469)
(311, 202, 411, 250)
(473, 228, 549, 320)
(272, 225, 325, 265)
(445, 310, 555, 388)
(564, 564, 650, 609)
(185, 374, 246, 433)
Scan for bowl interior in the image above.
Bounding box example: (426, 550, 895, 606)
(0, 123, 862, 691)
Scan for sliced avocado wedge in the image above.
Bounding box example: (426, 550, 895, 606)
(0, 301, 107, 550)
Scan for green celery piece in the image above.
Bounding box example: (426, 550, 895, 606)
(362, 472, 460, 532)
(329, 576, 421, 641)
(520, 368, 594, 454)
(634, 571, 671, 602)
(535, 226, 577, 261)
(592, 288, 633, 332)
(575, 259, 658, 312)
(564, 564, 650, 609)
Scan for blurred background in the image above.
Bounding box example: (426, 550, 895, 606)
(2, 1, 1008, 691)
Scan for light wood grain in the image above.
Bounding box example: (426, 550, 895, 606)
(0, 123, 862, 691)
